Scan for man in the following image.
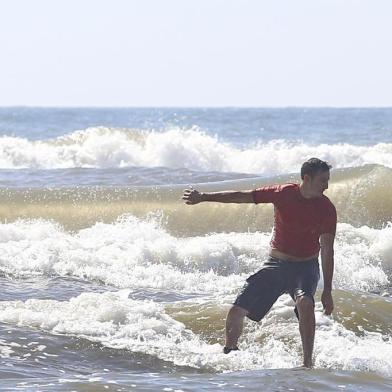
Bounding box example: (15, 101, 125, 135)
(182, 158, 336, 368)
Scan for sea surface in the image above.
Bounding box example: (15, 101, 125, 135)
(0, 107, 391, 391)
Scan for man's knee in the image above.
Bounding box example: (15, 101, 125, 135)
(228, 305, 249, 319)
(296, 295, 314, 314)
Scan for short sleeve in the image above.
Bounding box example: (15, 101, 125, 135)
(252, 184, 282, 204)
(320, 203, 337, 235)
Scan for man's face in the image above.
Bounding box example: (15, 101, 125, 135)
(308, 170, 330, 197)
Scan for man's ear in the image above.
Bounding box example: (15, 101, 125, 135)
(303, 174, 312, 183)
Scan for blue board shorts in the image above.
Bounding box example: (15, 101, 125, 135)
(233, 256, 320, 321)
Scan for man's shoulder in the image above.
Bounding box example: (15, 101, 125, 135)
(277, 183, 299, 196)
(320, 195, 337, 213)
(278, 183, 299, 192)
(320, 194, 335, 205)
(271, 183, 299, 203)
(256, 183, 297, 192)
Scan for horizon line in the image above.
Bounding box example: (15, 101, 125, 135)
(1, 105, 392, 109)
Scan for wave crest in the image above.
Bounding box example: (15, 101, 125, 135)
(1, 127, 392, 173)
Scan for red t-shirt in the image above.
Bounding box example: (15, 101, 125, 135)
(252, 183, 337, 258)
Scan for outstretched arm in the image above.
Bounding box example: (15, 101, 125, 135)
(182, 188, 254, 205)
(320, 233, 335, 315)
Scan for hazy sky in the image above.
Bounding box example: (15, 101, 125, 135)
(1, 0, 391, 107)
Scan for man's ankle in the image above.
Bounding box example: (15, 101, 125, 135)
(223, 346, 239, 354)
(303, 360, 313, 368)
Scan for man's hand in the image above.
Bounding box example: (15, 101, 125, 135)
(321, 289, 334, 315)
(182, 188, 203, 205)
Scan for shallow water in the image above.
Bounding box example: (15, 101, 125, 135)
(0, 108, 391, 390)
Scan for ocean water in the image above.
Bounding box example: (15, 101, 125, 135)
(0, 107, 391, 391)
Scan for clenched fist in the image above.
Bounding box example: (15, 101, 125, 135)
(182, 188, 203, 205)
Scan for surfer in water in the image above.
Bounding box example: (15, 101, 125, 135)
(182, 158, 336, 368)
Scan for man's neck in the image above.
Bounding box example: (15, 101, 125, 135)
(299, 183, 315, 199)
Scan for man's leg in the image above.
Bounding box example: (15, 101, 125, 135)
(225, 305, 249, 350)
(226, 258, 288, 353)
(295, 295, 316, 368)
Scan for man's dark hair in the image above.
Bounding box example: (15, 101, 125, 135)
(301, 158, 332, 180)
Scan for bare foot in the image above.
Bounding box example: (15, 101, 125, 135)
(292, 365, 312, 371)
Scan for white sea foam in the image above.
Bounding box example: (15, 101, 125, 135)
(0, 291, 272, 371)
(0, 339, 14, 358)
(1, 127, 392, 173)
(314, 312, 392, 375)
(0, 216, 389, 294)
(0, 291, 390, 375)
(334, 223, 391, 291)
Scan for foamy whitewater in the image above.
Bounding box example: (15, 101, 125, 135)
(0, 107, 391, 391)
(1, 127, 392, 173)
